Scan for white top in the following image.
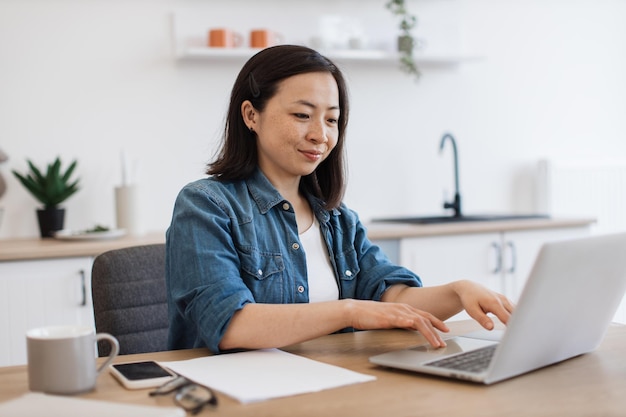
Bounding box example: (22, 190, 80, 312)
(299, 217, 339, 303)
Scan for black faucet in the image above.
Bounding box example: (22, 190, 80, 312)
(439, 133, 462, 218)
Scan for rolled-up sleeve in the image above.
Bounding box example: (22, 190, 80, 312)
(165, 183, 255, 353)
(333, 206, 422, 301)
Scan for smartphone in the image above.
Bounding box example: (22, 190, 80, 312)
(109, 361, 177, 390)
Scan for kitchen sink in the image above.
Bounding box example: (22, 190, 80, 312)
(375, 134, 551, 226)
(372, 214, 550, 225)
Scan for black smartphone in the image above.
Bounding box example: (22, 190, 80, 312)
(109, 361, 177, 390)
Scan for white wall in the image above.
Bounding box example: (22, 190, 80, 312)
(0, 0, 625, 238)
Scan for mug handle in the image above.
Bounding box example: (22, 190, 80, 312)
(95, 333, 120, 375)
(233, 32, 243, 48)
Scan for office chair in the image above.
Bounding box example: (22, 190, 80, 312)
(91, 243, 169, 356)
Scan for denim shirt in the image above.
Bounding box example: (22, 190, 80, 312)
(165, 168, 422, 353)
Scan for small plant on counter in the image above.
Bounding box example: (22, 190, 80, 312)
(386, 0, 420, 80)
(12, 157, 80, 208)
(12, 156, 80, 237)
(84, 224, 110, 233)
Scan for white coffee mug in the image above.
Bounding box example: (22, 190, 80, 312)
(27, 325, 119, 395)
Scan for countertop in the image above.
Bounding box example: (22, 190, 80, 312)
(0, 218, 594, 262)
(365, 217, 594, 240)
(0, 231, 166, 262)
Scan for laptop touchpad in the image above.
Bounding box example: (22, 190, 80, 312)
(408, 337, 496, 361)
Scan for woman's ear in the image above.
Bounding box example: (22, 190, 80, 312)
(241, 100, 257, 131)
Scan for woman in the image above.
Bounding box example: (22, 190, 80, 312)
(166, 45, 513, 354)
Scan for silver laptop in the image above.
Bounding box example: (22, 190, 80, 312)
(369, 232, 626, 384)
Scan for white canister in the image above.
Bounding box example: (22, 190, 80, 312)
(115, 185, 142, 236)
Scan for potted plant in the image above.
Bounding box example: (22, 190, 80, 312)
(386, 0, 420, 80)
(12, 157, 80, 237)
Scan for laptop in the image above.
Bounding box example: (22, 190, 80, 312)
(369, 232, 626, 384)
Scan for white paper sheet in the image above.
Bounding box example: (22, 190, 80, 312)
(160, 348, 376, 404)
(0, 393, 185, 417)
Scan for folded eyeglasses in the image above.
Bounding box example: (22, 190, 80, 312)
(149, 375, 217, 414)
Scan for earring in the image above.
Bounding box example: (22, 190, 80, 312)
(249, 127, 254, 133)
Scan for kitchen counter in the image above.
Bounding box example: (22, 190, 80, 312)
(365, 217, 595, 240)
(0, 231, 166, 262)
(0, 218, 594, 262)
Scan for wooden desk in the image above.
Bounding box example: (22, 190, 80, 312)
(1, 320, 626, 417)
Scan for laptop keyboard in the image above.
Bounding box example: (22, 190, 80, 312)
(424, 344, 497, 373)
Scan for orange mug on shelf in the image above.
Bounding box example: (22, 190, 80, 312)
(250, 29, 284, 49)
(208, 28, 243, 48)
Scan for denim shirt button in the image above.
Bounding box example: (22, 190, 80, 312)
(257, 269, 263, 276)
(345, 270, 353, 277)
(291, 243, 300, 250)
(297, 285, 305, 293)
(282, 202, 290, 211)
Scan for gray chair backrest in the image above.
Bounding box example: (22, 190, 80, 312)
(91, 243, 169, 356)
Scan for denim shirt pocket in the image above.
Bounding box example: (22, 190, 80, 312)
(335, 248, 361, 298)
(238, 246, 286, 303)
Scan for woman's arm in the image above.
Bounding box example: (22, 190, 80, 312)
(220, 279, 513, 351)
(381, 281, 515, 330)
(219, 298, 451, 351)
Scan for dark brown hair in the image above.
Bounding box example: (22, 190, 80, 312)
(206, 45, 349, 209)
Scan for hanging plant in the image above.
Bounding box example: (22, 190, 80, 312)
(386, 0, 420, 80)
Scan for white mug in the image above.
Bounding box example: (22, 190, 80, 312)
(27, 325, 119, 395)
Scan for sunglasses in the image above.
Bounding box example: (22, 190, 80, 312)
(149, 375, 218, 414)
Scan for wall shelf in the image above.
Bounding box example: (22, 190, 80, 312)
(175, 46, 481, 67)
(170, 9, 482, 69)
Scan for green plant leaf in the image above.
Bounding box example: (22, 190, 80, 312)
(11, 157, 80, 207)
(27, 160, 45, 184)
(61, 160, 78, 183)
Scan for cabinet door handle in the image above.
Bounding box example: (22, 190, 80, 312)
(79, 269, 87, 307)
(506, 241, 517, 274)
(491, 242, 502, 274)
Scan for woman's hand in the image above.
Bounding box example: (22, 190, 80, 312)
(344, 299, 450, 348)
(451, 280, 515, 330)
(381, 282, 515, 335)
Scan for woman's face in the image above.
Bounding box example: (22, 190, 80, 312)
(243, 71, 340, 186)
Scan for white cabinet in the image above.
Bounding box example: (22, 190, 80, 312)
(0, 257, 95, 366)
(401, 231, 501, 293)
(399, 226, 591, 320)
(493, 227, 592, 301)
